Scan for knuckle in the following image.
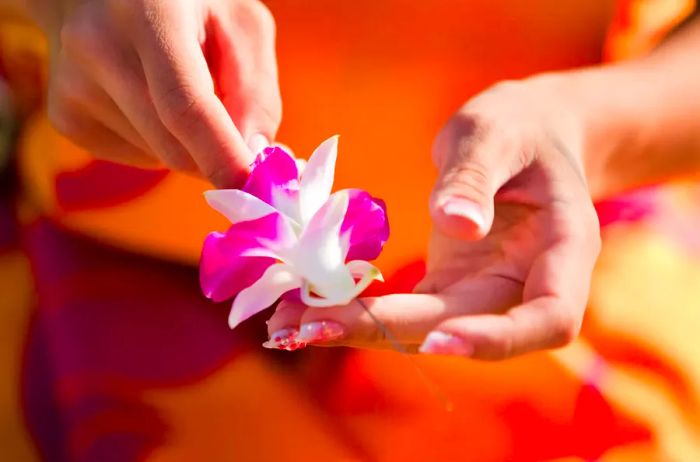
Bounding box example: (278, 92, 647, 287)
(256, 3, 276, 31)
(250, 96, 283, 134)
(204, 166, 230, 188)
(440, 162, 492, 204)
(490, 315, 517, 360)
(562, 203, 602, 256)
(158, 83, 200, 131)
(54, 73, 93, 106)
(586, 207, 603, 256)
(246, 1, 276, 32)
(159, 146, 196, 173)
(60, 9, 106, 58)
(550, 308, 581, 347)
(490, 337, 514, 361)
(47, 101, 84, 139)
(434, 110, 492, 167)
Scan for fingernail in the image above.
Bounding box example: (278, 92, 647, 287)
(440, 198, 486, 231)
(262, 328, 306, 351)
(419, 331, 473, 356)
(297, 321, 345, 344)
(248, 133, 270, 155)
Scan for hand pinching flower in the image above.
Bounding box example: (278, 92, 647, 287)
(200, 136, 390, 330)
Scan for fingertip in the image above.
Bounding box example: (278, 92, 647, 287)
(432, 196, 490, 240)
(247, 133, 270, 156)
(265, 300, 306, 335)
(206, 162, 252, 189)
(297, 320, 346, 344)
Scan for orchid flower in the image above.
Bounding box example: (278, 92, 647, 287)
(200, 136, 390, 329)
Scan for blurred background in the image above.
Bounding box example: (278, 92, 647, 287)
(1, 0, 700, 460)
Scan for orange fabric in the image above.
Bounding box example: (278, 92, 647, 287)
(3, 2, 693, 270)
(4, 0, 617, 274)
(0, 249, 36, 461)
(605, 0, 696, 60)
(2, 1, 699, 461)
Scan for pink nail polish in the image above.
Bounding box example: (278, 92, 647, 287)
(262, 328, 300, 351)
(440, 198, 485, 231)
(297, 321, 345, 344)
(419, 331, 473, 356)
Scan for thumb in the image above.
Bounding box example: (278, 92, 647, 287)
(430, 165, 495, 240)
(429, 120, 513, 240)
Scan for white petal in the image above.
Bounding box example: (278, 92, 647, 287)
(299, 135, 339, 223)
(238, 215, 300, 263)
(293, 191, 356, 297)
(295, 158, 307, 175)
(299, 262, 383, 308)
(238, 247, 280, 259)
(204, 189, 277, 224)
(228, 264, 301, 329)
(346, 260, 384, 283)
(300, 280, 352, 307)
(339, 230, 351, 262)
(271, 188, 302, 226)
(300, 260, 384, 308)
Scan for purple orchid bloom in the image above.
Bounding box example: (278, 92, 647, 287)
(200, 136, 389, 329)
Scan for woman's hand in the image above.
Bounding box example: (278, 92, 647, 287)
(35, 0, 280, 187)
(266, 78, 601, 359)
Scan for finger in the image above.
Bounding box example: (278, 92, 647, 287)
(61, 6, 196, 171)
(266, 276, 522, 350)
(129, 2, 253, 187)
(429, 113, 524, 240)
(422, 219, 601, 360)
(210, 1, 282, 151)
(421, 296, 576, 360)
(262, 301, 306, 350)
(60, 14, 197, 173)
(51, 53, 150, 153)
(47, 103, 160, 168)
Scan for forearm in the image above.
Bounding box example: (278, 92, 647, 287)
(551, 16, 700, 199)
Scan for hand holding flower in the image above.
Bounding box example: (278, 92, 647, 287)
(200, 136, 389, 334)
(267, 79, 602, 359)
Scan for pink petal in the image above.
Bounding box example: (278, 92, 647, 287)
(341, 189, 390, 261)
(199, 212, 294, 302)
(243, 146, 299, 207)
(200, 232, 273, 302)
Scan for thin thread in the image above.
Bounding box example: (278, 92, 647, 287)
(355, 298, 454, 412)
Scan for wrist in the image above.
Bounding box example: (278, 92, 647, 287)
(526, 67, 652, 200)
(518, 73, 594, 191)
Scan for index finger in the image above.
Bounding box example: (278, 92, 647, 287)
(130, 2, 253, 187)
(265, 276, 522, 350)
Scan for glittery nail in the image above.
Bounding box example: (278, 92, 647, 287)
(263, 328, 302, 351)
(297, 320, 345, 344)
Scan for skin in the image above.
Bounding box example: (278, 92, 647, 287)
(4, 1, 700, 359)
(268, 15, 700, 359)
(4, 0, 281, 187)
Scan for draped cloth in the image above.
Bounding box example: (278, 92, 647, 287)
(1, 1, 698, 460)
